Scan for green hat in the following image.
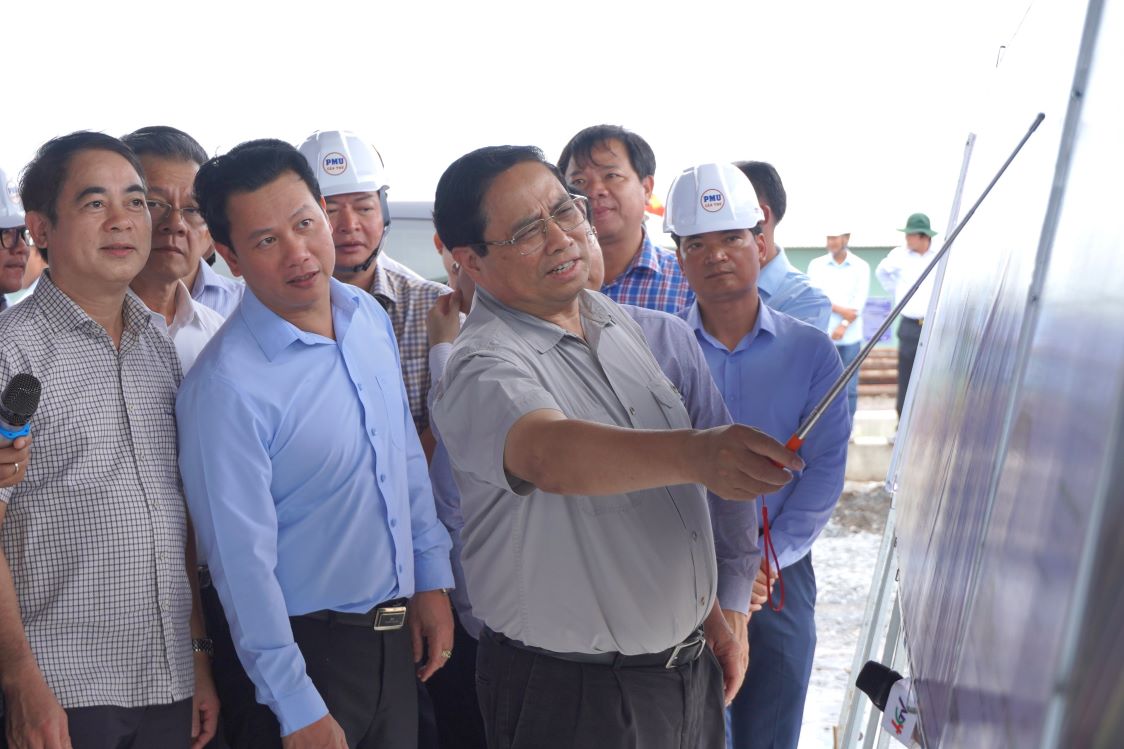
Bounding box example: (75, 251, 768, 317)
(898, 213, 937, 237)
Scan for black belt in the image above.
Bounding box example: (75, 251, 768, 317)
(488, 628, 707, 670)
(297, 598, 409, 631)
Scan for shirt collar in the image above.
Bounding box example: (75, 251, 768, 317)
(368, 260, 399, 308)
(34, 269, 152, 339)
(685, 297, 775, 354)
(192, 259, 217, 296)
(757, 245, 795, 297)
(606, 230, 662, 287)
(240, 277, 361, 361)
(828, 251, 853, 267)
(146, 281, 198, 334)
(474, 286, 613, 354)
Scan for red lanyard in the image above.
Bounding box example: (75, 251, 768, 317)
(761, 504, 784, 612)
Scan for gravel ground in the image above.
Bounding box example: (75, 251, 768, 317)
(798, 481, 892, 748)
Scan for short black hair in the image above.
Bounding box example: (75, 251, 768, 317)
(433, 145, 567, 257)
(194, 139, 322, 250)
(20, 131, 146, 224)
(122, 125, 208, 166)
(734, 161, 786, 224)
(558, 125, 656, 181)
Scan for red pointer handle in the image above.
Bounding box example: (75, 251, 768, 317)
(760, 432, 803, 612)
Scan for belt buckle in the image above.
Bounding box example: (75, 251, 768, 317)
(372, 605, 407, 631)
(664, 633, 706, 669)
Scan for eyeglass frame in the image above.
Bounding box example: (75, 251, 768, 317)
(477, 195, 589, 257)
(146, 199, 207, 228)
(0, 226, 32, 251)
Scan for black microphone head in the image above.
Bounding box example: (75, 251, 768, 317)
(857, 660, 903, 712)
(1, 373, 42, 427)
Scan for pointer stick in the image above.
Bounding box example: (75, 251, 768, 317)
(762, 113, 1045, 612)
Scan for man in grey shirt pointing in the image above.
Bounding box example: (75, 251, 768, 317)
(430, 145, 802, 749)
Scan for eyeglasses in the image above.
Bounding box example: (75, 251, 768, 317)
(146, 199, 206, 228)
(480, 195, 588, 257)
(0, 226, 32, 251)
(680, 226, 762, 257)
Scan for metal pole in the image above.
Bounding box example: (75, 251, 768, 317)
(784, 112, 1045, 451)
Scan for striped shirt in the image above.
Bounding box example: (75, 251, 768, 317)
(0, 271, 194, 709)
(600, 232, 695, 314)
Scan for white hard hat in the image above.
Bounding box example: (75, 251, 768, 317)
(297, 130, 388, 198)
(0, 168, 24, 229)
(663, 162, 764, 237)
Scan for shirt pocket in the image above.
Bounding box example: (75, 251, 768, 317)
(647, 377, 692, 430)
(372, 372, 408, 449)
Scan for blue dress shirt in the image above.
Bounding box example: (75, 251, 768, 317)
(177, 279, 453, 735)
(758, 246, 832, 331)
(428, 304, 762, 630)
(681, 300, 849, 569)
(190, 258, 245, 318)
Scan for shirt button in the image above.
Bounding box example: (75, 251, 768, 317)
(369, 427, 377, 437)
(390, 518, 397, 528)
(691, 531, 698, 541)
(397, 564, 403, 573)
(379, 474, 387, 483)
(357, 383, 364, 391)
(628, 406, 636, 415)
(699, 596, 706, 606)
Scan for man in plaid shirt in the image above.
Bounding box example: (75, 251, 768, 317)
(560, 125, 693, 315)
(0, 132, 216, 749)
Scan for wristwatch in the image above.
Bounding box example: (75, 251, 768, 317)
(192, 637, 214, 657)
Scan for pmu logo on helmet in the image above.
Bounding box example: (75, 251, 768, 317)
(700, 189, 725, 213)
(323, 152, 348, 176)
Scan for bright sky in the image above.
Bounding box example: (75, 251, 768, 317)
(4, 0, 1037, 247)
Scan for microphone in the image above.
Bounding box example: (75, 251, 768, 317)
(0, 373, 42, 447)
(856, 661, 920, 747)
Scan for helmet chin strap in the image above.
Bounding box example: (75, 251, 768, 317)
(340, 245, 381, 274)
(338, 222, 391, 275)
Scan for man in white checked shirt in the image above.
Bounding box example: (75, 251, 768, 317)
(298, 130, 450, 456)
(0, 132, 216, 749)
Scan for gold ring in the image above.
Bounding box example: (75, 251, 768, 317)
(440, 649, 453, 659)
(12, 462, 18, 474)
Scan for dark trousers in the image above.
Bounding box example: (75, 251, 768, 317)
(836, 341, 862, 426)
(727, 553, 817, 749)
(476, 629, 725, 749)
(200, 584, 417, 749)
(424, 613, 487, 748)
(896, 317, 923, 417)
(0, 699, 192, 749)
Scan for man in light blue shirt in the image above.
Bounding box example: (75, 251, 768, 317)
(178, 139, 453, 749)
(188, 253, 243, 317)
(735, 161, 831, 330)
(668, 163, 850, 749)
(807, 231, 870, 422)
